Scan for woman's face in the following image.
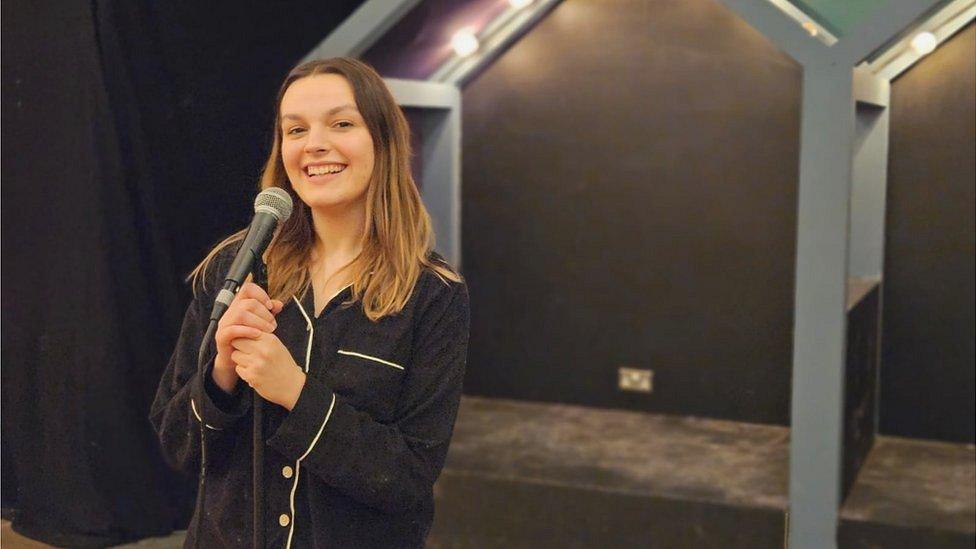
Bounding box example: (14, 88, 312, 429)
(279, 74, 375, 215)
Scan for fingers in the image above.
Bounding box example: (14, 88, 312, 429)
(220, 298, 276, 329)
(242, 309, 276, 332)
(239, 298, 275, 323)
(216, 325, 262, 345)
(231, 351, 249, 368)
(217, 285, 283, 350)
(240, 285, 284, 317)
(237, 282, 274, 310)
(229, 334, 263, 352)
(234, 364, 251, 385)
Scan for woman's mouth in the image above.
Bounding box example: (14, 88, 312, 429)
(305, 163, 347, 181)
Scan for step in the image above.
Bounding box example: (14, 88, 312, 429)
(838, 435, 975, 548)
(429, 396, 790, 548)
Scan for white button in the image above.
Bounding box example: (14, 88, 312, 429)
(279, 513, 290, 527)
(282, 466, 294, 479)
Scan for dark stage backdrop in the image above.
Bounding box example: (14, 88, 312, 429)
(452, 0, 801, 424)
(882, 23, 976, 444)
(1, 0, 363, 544)
(365, 1, 975, 441)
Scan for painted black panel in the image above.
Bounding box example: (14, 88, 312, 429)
(882, 23, 976, 443)
(459, 0, 801, 424)
(844, 284, 881, 501)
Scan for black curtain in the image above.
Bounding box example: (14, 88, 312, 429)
(1, 0, 362, 545)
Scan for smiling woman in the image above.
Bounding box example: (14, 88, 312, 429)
(149, 58, 470, 548)
(279, 79, 374, 215)
(190, 58, 459, 320)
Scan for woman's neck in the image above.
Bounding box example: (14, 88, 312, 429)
(309, 205, 366, 270)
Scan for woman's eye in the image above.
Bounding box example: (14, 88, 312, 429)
(286, 127, 305, 135)
(334, 121, 353, 128)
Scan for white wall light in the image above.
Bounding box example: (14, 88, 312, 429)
(910, 31, 938, 55)
(451, 29, 479, 57)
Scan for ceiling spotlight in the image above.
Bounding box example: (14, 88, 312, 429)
(451, 29, 479, 57)
(509, 0, 533, 8)
(801, 21, 818, 37)
(910, 32, 938, 55)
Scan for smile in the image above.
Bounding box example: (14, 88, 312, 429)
(305, 163, 347, 178)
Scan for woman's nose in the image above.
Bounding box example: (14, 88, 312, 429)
(304, 127, 330, 153)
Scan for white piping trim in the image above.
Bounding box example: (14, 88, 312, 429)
(284, 395, 336, 549)
(292, 294, 312, 326)
(286, 296, 339, 549)
(299, 283, 355, 316)
(337, 350, 405, 371)
(300, 393, 337, 460)
(190, 398, 222, 431)
(328, 283, 353, 304)
(292, 296, 314, 373)
(285, 462, 302, 549)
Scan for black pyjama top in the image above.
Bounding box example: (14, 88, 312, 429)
(149, 247, 470, 548)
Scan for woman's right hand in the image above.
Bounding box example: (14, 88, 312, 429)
(212, 282, 284, 393)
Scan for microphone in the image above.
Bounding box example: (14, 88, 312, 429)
(209, 187, 293, 322)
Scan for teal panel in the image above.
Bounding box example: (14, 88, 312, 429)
(790, 0, 890, 36)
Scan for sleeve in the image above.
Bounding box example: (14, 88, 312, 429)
(148, 259, 253, 476)
(266, 277, 470, 515)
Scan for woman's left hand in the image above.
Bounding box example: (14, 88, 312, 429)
(231, 333, 306, 410)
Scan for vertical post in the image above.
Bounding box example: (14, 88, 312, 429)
(788, 61, 855, 549)
(417, 93, 463, 269)
(849, 70, 891, 278)
(385, 78, 462, 268)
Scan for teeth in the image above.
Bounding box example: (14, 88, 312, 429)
(308, 164, 345, 176)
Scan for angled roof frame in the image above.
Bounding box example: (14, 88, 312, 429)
(302, 1, 975, 547)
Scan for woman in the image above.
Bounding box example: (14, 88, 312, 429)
(150, 57, 470, 549)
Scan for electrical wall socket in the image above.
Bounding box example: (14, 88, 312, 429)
(619, 367, 653, 393)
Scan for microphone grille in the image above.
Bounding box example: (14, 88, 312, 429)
(254, 187, 294, 222)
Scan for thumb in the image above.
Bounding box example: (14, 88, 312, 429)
(271, 299, 285, 315)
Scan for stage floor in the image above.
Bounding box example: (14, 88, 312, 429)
(3, 397, 972, 548)
(839, 436, 975, 547)
(0, 520, 185, 548)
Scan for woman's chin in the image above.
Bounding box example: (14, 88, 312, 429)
(301, 195, 367, 216)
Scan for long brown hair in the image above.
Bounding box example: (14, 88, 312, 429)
(188, 57, 461, 321)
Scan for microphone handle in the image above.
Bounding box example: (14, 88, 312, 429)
(252, 259, 268, 549)
(209, 212, 278, 322)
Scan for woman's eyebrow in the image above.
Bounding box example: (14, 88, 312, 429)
(281, 104, 358, 121)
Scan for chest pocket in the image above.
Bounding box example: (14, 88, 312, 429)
(328, 349, 406, 421)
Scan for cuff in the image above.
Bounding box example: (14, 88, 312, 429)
(189, 359, 252, 431)
(267, 375, 337, 460)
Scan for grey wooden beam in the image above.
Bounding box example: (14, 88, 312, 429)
(787, 60, 855, 549)
(853, 66, 887, 107)
(765, 0, 838, 45)
(850, 78, 891, 280)
(432, 0, 563, 85)
(382, 78, 462, 267)
(717, 0, 828, 65)
(301, 0, 421, 62)
(869, 0, 976, 80)
(415, 95, 463, 268)
(384, 78, 458, 109)
(713, 4, 949, 548)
